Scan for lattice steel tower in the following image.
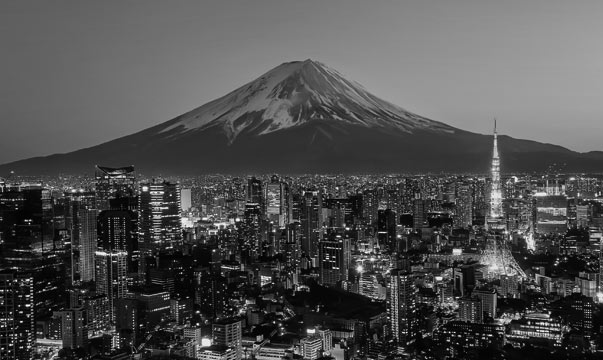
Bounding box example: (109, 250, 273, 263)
(482, 119, 526, 278)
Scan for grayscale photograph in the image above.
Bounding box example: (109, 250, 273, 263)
(1, 1, 602, 359)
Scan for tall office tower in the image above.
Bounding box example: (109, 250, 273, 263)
(266, 176, 286, 228)
(95, 250, 128, 323)
(473, 288, 497, 319)
(348, 194, 363, 224)
(56, 307, 87, 349)
(458, 296, 483, 323)
(377, 209, 396, 251)
(455, 183, 474, 228)
(412, 194, 425, 230)
(196, 271, 228, 319)
(94, 165, 136, 211)
(385, 187, 402, 217)
(300, 190, 323, 258)
(318, 237, 351, 286)
(0, 271, 35, 360)
(324, 198, 351, 228)
(138, 181, 182, 261)
(362, 189, 379, 225)
(65, 190, 96, 284)
(247, 177, 263, 205)
(0, 184, 55, 254)
(180, 188, 192, 212)
(469, 179, 487, 224)
(97, 209, 138, 273)
(79, 208, 98, 282)
(242, 203, 263, 261)
(388, 269, 417, 349)
(0, 185, 64, 318)
(212, 318, 242, 360)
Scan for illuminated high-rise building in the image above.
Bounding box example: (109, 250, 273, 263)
(94, 165, 136, 211)
(455, 183, 473, 228)
(56, 307, 87, 349)
(246, 177, 263, 205)
(300, 190, 322, 258)
(412, 194, 425, 230)
(138, 181, 181, 260)
(0, 184, 64, 318)
(388, 269, 417, 349)
(265, 176, 287, 227)
(79, 208, 98, 282)
(98, 209, 138, 272)
(377, 209, 396, 251)
(318, 237, 351, 286)
(65, 190, 96, 284)
(0, 184, 55, 253)
(0, 270, 35, 360)
(95, 250, 128, 323)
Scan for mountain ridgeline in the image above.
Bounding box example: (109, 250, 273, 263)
(2, 59, 602, 175)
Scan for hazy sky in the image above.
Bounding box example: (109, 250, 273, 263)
(2, 0, 602, 164)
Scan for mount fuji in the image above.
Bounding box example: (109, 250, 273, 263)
(2, 59, 602, 175)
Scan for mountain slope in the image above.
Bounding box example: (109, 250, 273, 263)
(1, 59, 602, 175)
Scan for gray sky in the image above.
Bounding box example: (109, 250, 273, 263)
(2, 0, 602, 164)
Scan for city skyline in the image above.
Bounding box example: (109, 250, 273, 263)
(4, 1, 603, 359)
(3, 0, 603, 164)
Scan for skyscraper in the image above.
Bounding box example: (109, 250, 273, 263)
(79, 208, 98, 282)
(412, 194, 425, 230)
(247, 177, 263, 205)
(388, 269, 417, 349)
(95, 165, 136, 211)
(455, 183, 473, 228)
(97, 209, 138, 273)
(56, 307, 87, 349)
(265, 176, 287, 227)
(138, 181, 182, 258)
(318, 237, 351, 286)
(95, 250, 128, 323)
(377, 209, 396, 251)
(65, 190, 96, 284)
(300, 190, 322, 258)
(0, 270, 35, 360)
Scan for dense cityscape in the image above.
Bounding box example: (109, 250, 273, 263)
(1, 127, 603, 360)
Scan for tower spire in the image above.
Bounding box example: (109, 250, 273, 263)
(489, 118, 502, 219)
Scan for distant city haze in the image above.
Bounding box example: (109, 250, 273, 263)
(2, 0, 602, 164)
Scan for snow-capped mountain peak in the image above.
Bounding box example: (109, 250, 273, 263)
(159, 59, 455, 143)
